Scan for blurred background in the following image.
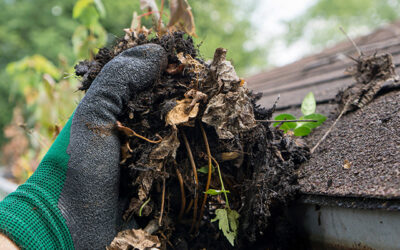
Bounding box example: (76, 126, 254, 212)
(1, 0, 400, 186)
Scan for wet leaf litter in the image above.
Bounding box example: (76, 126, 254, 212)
(75, 29, 309, 249)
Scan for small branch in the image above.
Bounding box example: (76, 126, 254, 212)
(158, 0, 165, 34)
(196, 123, 213, 231)
(116, 121, 162, 144)
(311, 101, 350, 154)
(182, 131, 199, 232)
(185, 199, 194, 214)
(175, 165, 186, 220)
(340, 26, 362, 57)
(158, 161, 167, 226)
(257, 119, 318, 123)
(159, 172, 166, 226)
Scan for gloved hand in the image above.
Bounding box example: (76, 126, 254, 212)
(0, 44, 167, 249)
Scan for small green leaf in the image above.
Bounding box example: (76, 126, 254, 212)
(73, 0, 94, 19)
(301, 92, 316, 116)
(294, 126, 312, 136)
(77, 6, 100, 26)
(205, 189, 230, 195)
(211, 209, 240, 246)
(273, 113, 297, 130)
(279, 123, 291, 133)
(297, 113, 327, 129)
(94, 0, 106, 18)
(198, 164, 215, 174)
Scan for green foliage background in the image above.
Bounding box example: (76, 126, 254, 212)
(284, 0, 400, 48)
(1, 0, 400, 162)
(0, 0, 266, 147)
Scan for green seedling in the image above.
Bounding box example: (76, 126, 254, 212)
(204, 189, 230, 195)
(208, 157, 239, 246)
(273, 92, 327, 136)
(198, 164, 215, 174)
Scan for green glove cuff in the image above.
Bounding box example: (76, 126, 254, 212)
(0, 116, 74, 249)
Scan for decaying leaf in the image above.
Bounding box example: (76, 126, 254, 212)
(168, 0, 196, 36)
(343, 159, 351, 169)
(166, 63, 185, 75)
(210, 48, 240, 92)
(140, 0, 161, 23)
(166, 98, 199, 126)
(136, 171, 155, 201)
(120, 141, 133, 164)
(177, 52, 205, 74)
(211, 208, 240, 246)
(220, 152, 241, 161)
(150, 129, 180, 160)
(338, 53, 399, 113)
(107, 228, 160, 250)
(184, 89, 207, 110)
(202, 88, 257, 139)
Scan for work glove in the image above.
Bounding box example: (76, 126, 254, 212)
(0, 44, 167, 249)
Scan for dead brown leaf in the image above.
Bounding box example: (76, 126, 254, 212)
(220, 152, 241, 161)
(184, 89, 207, 111)
(107, 228, 160, 250)
(136, 171, 155, 201)
(338, 53, 399, 113)
(136, 161, 164, 201)
(202, 88, 257, 139)
(150, 129, 180, 160)
(168, 0, 196, 36)
(166, 63, 185, 75)
(210, 48, 240, 92)
(140, 0, 161, 23)
(343, 159, 352, 169)
(165, 98, 199, 126)
(177, 52, 204, 75)
(120, 141, 133, 164)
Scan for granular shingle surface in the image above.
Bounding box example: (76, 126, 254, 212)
(248, 21, 400, 198)
(299, 90, 400, 198)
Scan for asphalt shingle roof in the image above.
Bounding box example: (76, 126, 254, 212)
(248, 21, 400, 198)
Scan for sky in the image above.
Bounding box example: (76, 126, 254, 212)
(250, 0, 316, 66)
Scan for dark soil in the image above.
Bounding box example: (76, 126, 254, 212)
(75, 31, 310, 249)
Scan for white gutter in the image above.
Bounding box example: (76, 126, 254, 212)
(291, 195, 400, 249)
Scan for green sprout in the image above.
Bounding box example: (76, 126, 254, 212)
(273, 92, 327, 136)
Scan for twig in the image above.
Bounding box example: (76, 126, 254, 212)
(175, 165, 186, 220)
(340, 26, 362, 57)
(311, 101, 350, 154)
(116, 121, 162, 143)
(185, 199, 194, 214)
(160, 232, 174, 248)
(182, 131, 199, 232)
(196, 124, 213, 231)
(159, 164, 166, 226)
(256, 119, 318, 123)
(211, 156, 229, 209)
(158, 0, 165, 34)
(137, 10, 168, 19)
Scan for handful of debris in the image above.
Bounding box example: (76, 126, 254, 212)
(75, 30, 309, 249)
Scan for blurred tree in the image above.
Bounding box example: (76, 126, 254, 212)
(1, 0, 267, 181)
(0, 0, 266, 148)
(284, 0, 400, 49)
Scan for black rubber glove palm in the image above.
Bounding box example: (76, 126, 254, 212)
(62, 44, 167, 249)
(0, 43, 167, 250)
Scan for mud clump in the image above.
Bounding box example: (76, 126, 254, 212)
(75, 31, 309, 249)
